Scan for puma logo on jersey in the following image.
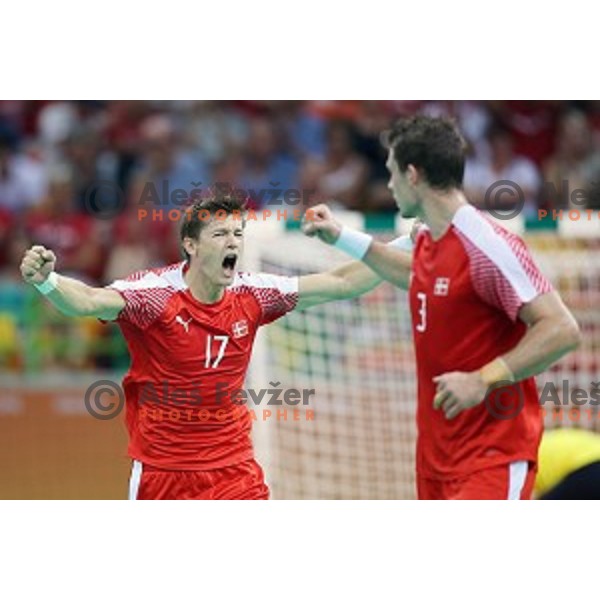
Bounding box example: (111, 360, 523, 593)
(232, 320, 249, 339)
(175, 315, 193, 333)
(434, 277, 450, 296)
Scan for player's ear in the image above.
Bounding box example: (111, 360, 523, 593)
(182, 236, 198, 258)
(406, 164, 419, 187)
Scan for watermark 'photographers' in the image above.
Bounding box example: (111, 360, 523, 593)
(82, 179, 317, 220)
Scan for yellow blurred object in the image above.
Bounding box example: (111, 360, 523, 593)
(0, 313, 18, 352)
(535, 428, 600, 496)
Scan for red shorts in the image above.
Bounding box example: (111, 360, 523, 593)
(417, 461, 536, 500)
(128, 458, 270, 500)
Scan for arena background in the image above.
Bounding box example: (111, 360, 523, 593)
(1, 100, 599, 499)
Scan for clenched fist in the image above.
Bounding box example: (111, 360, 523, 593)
(20, 245, 56, 285)
(301, 203, 342, 245)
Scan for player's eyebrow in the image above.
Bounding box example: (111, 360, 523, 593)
(211, 227, 244, 234)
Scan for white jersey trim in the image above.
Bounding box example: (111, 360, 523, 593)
(507, 460, 528, 500)
(231, 272, 299, 294)
(128, 460, 143, 500)
(110, 263, 187, 292)
(453, 205, 538, 303)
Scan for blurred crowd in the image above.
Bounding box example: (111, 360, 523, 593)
(2, 100, 600, 371)
(3, 101, 600, 284)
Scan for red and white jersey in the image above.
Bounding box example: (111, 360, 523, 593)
(104, 262, 298, 470)
(410, 204, 552, 480)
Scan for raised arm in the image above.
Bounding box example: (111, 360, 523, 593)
(20, 245, 125, 320)
(296, 259, 383, 311)
(301, 204, 413, 290)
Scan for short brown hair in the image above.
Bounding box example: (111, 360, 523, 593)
(180, 188, 247, 261)
(383, 116, 467, 190)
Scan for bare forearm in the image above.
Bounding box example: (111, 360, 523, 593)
(503, 317, 581, 381)
(362, 242, 412, 290)
(21, 245, 124, 320)
(329, 260, 383, 299)
(43, 274, 103, 317)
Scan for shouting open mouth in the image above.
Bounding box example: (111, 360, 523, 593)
(222, 253, 238, 278)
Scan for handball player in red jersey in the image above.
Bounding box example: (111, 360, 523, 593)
(20, 191, 401, 500)
(303, 116, 582, 500)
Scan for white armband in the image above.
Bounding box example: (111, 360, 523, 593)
(334, 227, 373, 260)
(34, 272, 58, 295)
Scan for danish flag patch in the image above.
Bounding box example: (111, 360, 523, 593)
(434, 277, 450, 296)
(232, 320, 249, 339)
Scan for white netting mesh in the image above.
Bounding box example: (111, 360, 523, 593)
(249, 231, 600, 499)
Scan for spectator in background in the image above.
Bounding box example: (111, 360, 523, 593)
(354, 102, 397, 212)
(23, 165, 104, 282)
(0, 205, 14, 272)
(63, 125, 117, 214)
(0, 133, 47, 215)
(104, 208, 164, 283)
(488, 100, 561, 167)
(236, 117, 297, 209)
(267, 101, 326, 160)
(299, 120, 369, 211)
(543, 111, 600, 210)
(184, 101, 248, 165)
(464, 121, 541, 218)
(104, 101, 152, 192)
(129, 114, 209, 213)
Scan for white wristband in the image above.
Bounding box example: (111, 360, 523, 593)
(387, 235, 413, 252)
(34, 271, 58, 295)
(334, 227, 373, 260)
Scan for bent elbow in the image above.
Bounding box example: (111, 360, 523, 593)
(562, 318, 582, 353)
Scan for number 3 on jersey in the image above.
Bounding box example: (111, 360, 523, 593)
(204, 335, 229, 368)
(416, 292, 427, 332)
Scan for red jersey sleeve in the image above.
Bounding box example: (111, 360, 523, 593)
(232, 272, 299, 326)
(105, 268, 179, 330)
(454, 209, 553, 322)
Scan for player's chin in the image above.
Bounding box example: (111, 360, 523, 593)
(221, 267, 236, 283)
(398, 203, 416, 219)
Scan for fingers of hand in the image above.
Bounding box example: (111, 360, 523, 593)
(24, 253, 44, 272)
(433, 388, 451, 410)
(434, 390, 461, 419)
(301, 221, 315, 235)
(444, 399, 464, 420)
(305, 204, 330, 223)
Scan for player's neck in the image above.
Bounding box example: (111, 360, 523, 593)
(184, 268, 225, 304)
(420, 189, 468, 242)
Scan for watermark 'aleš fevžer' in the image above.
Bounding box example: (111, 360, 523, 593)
(484, 178, 600, 221)
(82, 179, 318, 220)
(83, 379, 316, 422)
(484, 379, 600, 422)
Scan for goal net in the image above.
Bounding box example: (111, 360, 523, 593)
(247, 224, 600, 499)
